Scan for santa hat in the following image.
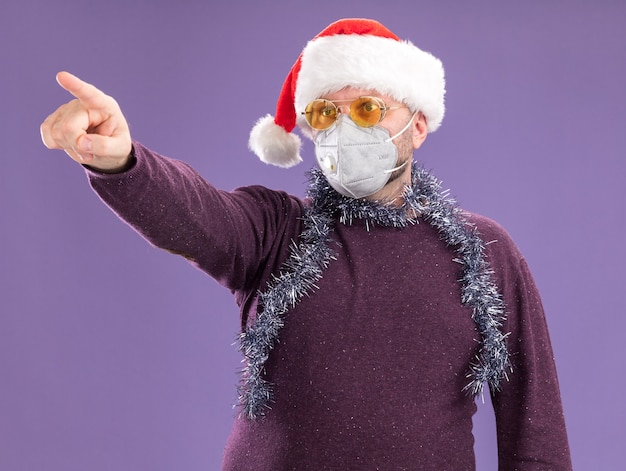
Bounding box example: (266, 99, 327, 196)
(248, 18, 446, 168)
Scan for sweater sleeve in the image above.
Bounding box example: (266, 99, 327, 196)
(474, 215, 572, 470)
(87, 141, 304, 294)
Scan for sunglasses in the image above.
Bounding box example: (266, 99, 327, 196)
(302, 96, 408, 130)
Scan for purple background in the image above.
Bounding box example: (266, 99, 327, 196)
(1, 1, 624, 469)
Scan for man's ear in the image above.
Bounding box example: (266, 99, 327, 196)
(412, 112, 429, 150)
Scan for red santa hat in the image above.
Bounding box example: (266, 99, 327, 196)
(248, 18, 446, 168)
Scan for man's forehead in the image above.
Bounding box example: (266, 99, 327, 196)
(319, 87, 402, 104)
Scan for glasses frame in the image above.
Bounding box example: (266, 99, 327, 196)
(301, 96, 408, 130)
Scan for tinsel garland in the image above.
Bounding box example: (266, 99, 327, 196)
(237, 162, 511, 419)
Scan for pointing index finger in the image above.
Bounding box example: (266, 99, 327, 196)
(55, 71, 108, 108)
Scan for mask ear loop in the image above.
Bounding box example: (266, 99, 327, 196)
(384, 159, 409, 175)
(383, 112, 418, 174)
(384, 111, 418, 143)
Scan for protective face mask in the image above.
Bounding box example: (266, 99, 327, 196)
(314, 114, 415, 199)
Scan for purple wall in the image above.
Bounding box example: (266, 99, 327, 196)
(2, 1, 624, 469)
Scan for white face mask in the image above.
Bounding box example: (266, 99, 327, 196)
(314, 114, 415, 199)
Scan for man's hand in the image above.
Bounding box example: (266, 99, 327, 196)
(40, 72, 132, 172)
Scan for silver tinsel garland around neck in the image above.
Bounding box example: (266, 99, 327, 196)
(237, 162, 511, 419)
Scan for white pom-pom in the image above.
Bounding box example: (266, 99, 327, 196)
(248, 115, 303, 168)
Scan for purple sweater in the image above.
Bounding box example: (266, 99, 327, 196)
(89, 143, 572, 470)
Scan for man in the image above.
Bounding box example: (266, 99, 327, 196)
(41, 18, 572, 471)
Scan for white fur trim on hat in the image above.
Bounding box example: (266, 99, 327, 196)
(294, 35, 446, 133)
(248, 114, 302, 168)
